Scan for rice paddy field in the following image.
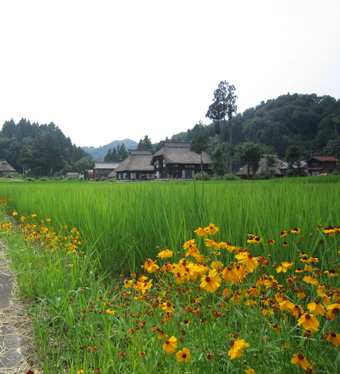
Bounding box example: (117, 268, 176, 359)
(0, 177, 340, 373)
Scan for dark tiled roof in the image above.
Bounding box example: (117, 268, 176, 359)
(307, 156, 337, 162)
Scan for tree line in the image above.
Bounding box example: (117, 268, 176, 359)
(0, 119, 93, 177)
(175, 85, 340, 176)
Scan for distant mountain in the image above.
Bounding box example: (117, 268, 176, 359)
(82, 139, 138, 161)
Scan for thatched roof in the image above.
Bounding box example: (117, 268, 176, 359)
(236, 155, 283, 176)
(0, 160, 16, 173)
(151, 142, 212, 165)
(114, 150, 154, 173)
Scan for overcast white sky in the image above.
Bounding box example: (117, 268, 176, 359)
(1, 0, 339, 147)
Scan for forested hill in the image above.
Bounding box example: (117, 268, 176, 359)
(83, 139, 138, 162)
(0, 119, 93, 177)
(172, 93, 340, 160)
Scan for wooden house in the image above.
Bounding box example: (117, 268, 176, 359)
(236, 155, 283, 179)
(93, 162, 120, 180)
(0, 159, 16, 177)
(306, 156, 338, 176)
(113, 150, 154, 181)
(151, 142, 212, 179)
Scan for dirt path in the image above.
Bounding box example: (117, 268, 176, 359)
(0, 239, 42, 374)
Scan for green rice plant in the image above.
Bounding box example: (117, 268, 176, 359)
(1, 177, 340, 278)
(1, 196, 340, 374)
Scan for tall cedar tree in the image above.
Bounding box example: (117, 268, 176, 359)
(190, 122, 208, 178)
(206, 81, 237, 173)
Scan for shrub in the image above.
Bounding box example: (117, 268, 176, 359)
(223, 173, 240, 181)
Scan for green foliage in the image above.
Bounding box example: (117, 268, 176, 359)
(0, 118, 93, 176)
(223, 173, 241, 181)
(285, 145, 302, 166)
(171, 93, 340, 170)
(194, 171, 210, 180)
(237, 142, 263, 179)
(137, 135, 153, 150)
(212, 145, 225, 176)
(104, 143, 129, 162)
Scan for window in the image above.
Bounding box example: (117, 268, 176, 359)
(131, 172, 136, 180)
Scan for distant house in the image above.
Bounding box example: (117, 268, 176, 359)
(151, 142, 212, 179)
(113, 150, 154, 181)
(0, 159, 16, 177)
(278, 161, 308, 177)
(236, 155, 283, 179)
(93, 162, 120, 180)
(66, 172, 84, 180)
(306, 156, 338, 176)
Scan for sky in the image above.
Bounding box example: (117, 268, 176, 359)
(1, 0, 340, 148)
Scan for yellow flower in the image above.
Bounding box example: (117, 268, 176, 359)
(291, 353, 313, 370)
(279, 299, 295, 313)
(176, 348, 191, 362)
(228, 339, 250, 360)
(324, 269, 339, 277)
(247, 236, 262, 244)
(124, 280, 133, 288)
(162, 301, 175, 314)
(205, 223, 219, 235)
(194, 227, 208, 237)
(262, 308, 273, 317)
(200, 269, 221, 293)
(158, 248, 173, 259)
(323, 332, 340, 347)
(276, 261, 294, 273)
(303, 275, 319, 286)
(12, 211, 18, 216)
(297, 313, 320, 331)
(163, 336, 177, 354)
(245, 370, 256, 374)
(235, 252, 259, 272)
(144, 259, 159, 273)
(307, 299, 325, 316)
